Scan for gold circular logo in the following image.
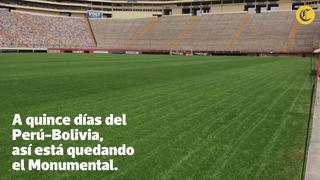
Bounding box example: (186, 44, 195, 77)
(296, 6, 315, 25)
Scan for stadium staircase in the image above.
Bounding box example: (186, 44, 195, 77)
(126, 18, 159, 50)
(282, 21, 299, 52)
(225, 13, 251, 51)
(234, 11, 297, 52)
(167, 16, 201, 49)
(288, 12, 320, 53)
(84, 17, 97, 48)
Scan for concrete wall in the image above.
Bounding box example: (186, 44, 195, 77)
(112, 11, 161, 19)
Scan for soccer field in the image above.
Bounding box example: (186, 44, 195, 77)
(0, 54, 313, 179)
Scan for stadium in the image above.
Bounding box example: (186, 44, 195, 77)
(0, 0, 320, 180)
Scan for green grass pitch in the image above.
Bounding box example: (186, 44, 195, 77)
(0, 54, 313, 179)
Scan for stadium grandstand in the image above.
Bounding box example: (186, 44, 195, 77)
(0, 0, 319, 55)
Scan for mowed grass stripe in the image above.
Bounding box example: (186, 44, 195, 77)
(1, 56, 278, 164)
(253, 74, 309, 179)
(8, 56, 276, 152)
(227, 64, 310, 180)
(157, 62, 298, 179)
(0, 56, 277, 114)
(107, 60, 283, 146)
(110, 59, 302, 178)
(139, 62, 303, 179)
(2, 56, 273, 138)
(208, 66, 305, 179)
(103, 63, 272, 140)
(159, 60, 312, 178)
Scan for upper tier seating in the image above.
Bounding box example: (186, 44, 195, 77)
(0, 11, 96, 48)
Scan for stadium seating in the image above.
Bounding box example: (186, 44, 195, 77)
(1, 10, 319, 53)
(290, 12, 320, 52)
(174, 13, 246, 51)
(90, 11, 320, 53)
(89, 18, 153, 49)
(0, 11, 96, 48)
